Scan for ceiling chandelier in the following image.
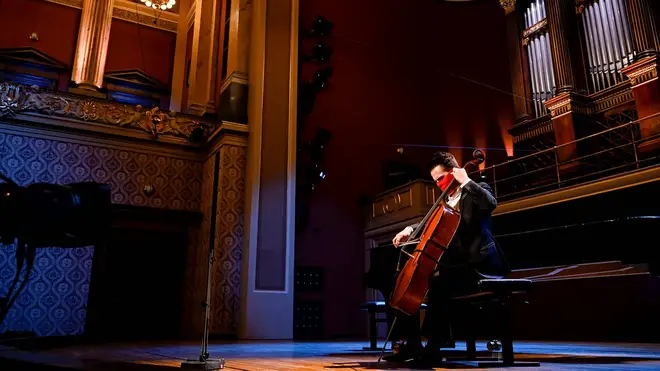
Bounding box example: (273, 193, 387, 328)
(140, 0, 175, 11)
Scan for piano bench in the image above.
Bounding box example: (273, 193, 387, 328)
(359, 300, 427, 351)
(448, 278, 539, 368)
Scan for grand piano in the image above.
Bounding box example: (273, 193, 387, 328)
(364, 171, 660, 342)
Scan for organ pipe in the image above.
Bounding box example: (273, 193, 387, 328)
(580, 0, 634, 93)
(524, 0, 554, 117)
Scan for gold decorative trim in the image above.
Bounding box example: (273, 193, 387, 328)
(544, 92, 593, 117)
(523, 19, 547, 39)
(499, 0, 516, 15)
(112, 7, 177, 33)
(592, 81, 634, 113)
(0, 82, 211, 141)
(621, 57, 659, 86)
(44, 0, 179, 33)
(512, 118, 553, 144)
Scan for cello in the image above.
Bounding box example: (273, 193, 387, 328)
(378, 149, 485, 361)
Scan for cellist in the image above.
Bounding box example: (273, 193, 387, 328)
(384, 151, 510, 364)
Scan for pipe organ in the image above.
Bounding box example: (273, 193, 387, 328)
(501, 0, 660, 163)
(523, 0, 555, 117)
(579, 0, 635, 93)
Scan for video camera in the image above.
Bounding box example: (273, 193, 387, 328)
(0, 171, 111, 326)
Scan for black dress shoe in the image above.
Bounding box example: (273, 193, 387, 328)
(382, 342, 423, 362)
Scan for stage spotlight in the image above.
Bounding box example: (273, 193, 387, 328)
(312, 42, 333, 62)
(310, 16, 334, 36)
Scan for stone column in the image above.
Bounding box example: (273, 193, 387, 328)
(499, 0, 531, 123)
(187, 0, 223, 116)
(71, 0, 115, 94)
(218, 0, 251, 124)
(239, 0, 298, 339)
(169, 0, 192, 112)
(621, 0, 660, 155)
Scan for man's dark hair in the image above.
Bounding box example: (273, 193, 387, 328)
(428, 151, 459, 171)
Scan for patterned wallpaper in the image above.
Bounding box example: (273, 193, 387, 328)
(210, 145, 246, 334)
(0, 128, 203, 336)
(181, 144, 246, 337)
(181, 154, 215, 338)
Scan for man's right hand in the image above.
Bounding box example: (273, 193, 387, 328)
(392, 226, 414, 248)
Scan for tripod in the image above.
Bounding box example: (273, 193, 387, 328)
(181, 241, 225, 370)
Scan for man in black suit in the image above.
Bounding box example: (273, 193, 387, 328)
(385, 151, 510, 363)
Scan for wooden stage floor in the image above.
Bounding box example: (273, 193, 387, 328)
(1, 339, 660, 371)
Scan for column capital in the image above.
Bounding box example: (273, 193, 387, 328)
(621, 55, 659, 87)
(544, 91, 592, 118)
(499, 0, 516, 15)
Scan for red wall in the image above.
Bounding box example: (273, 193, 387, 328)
(296, 0, 514, 338)
(106, 19, 177, 88)
(0, 0, 80, 87)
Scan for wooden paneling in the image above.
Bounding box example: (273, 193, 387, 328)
(366, 180, 438, 236)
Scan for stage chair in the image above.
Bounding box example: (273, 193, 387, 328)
(449, 278, 540, 368)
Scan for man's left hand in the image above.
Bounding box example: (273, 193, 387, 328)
(452, 167, 470, 185)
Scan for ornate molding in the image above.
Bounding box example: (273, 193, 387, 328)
(621, 56, 659, 86)
(499, 0, 516, 14)
(112, 6, 177, 33)
(0, 82, 211, 141)
(508, 115, 553, 144)
(44, 0, 179, 33)
(523, 19, 548, 40)
(591, 81, 634, 113)
(544, 92, 593, 117)
(220, 71, 249, 93)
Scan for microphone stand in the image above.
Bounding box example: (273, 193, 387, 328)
(180, 241, 225, 370)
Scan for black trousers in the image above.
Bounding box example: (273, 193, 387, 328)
(385, 264, 481, 348)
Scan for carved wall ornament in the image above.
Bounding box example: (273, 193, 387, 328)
(499, 0, 516, 14)
(523, 19, 548, 39)
(0, 82, 209, 141)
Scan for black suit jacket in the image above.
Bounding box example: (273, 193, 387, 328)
(409, 180, 510, 277)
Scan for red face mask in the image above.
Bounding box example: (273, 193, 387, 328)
(436, 173, 457, 195)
